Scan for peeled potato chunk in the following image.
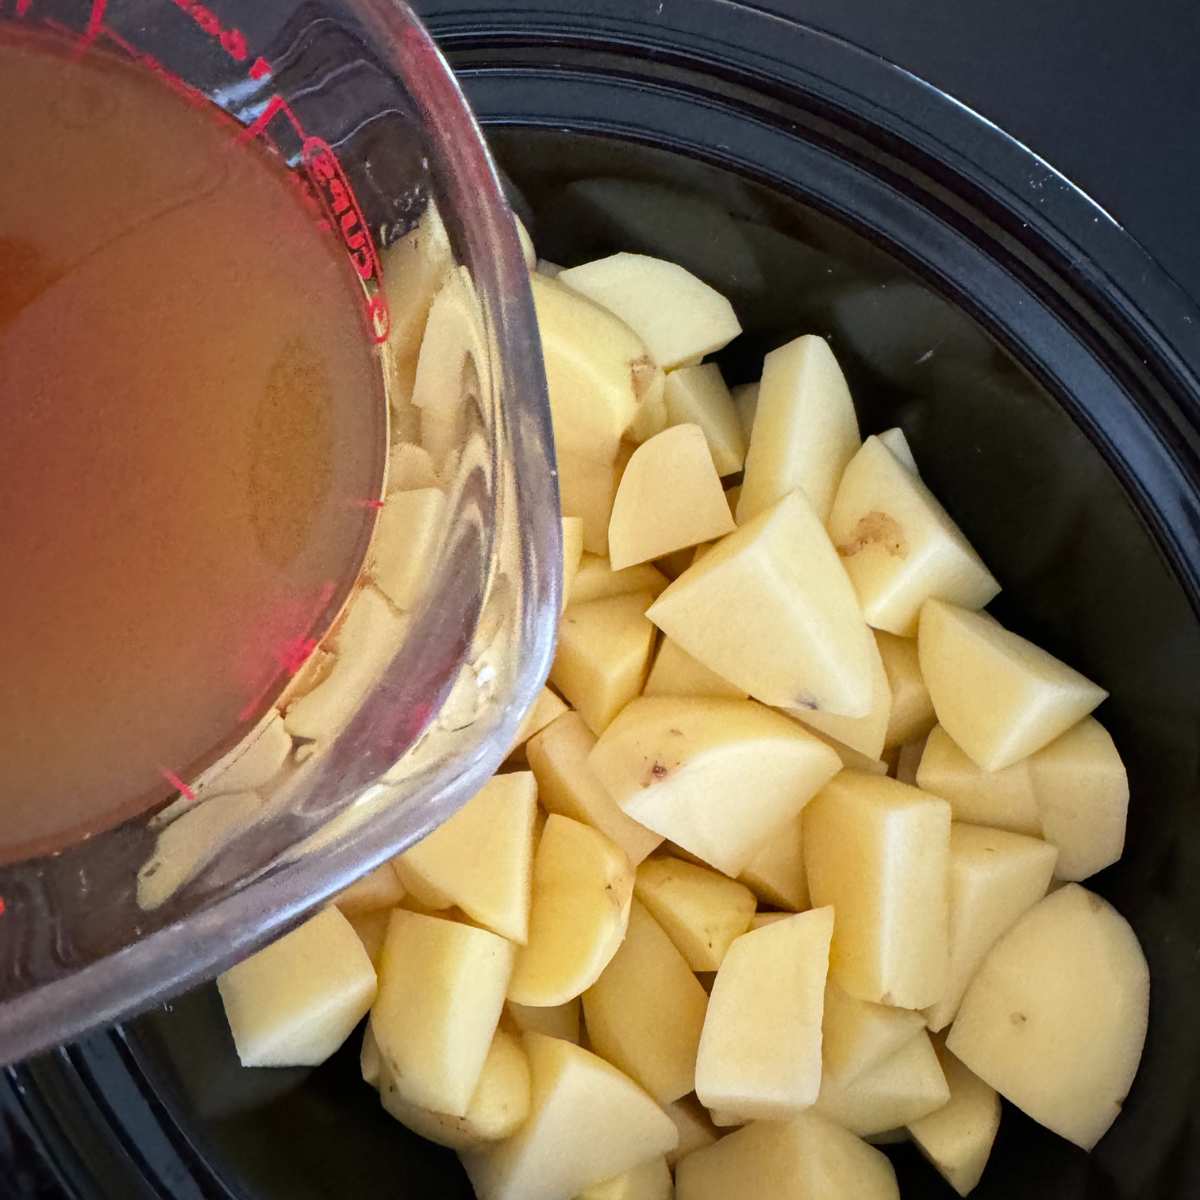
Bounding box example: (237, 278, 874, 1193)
(530, 273, 662, 465)
(283, 586, 407, 741)
(877, 426, 918, 473)
(557, 252, 741, 370)
(804, 771, 951, 1008)
(731, 380, 758, 442)
(379, 1028, 530, 1150)
(583, 899, 709, 1104)
(823, 980, 928, 1087)
(925, 824, 1057, 1033)
(877, 630, 936, 749)
(675, 1111, 900, 1200)
(506, 997, 581, 1045)
(643, 636, 747, 701)
(919, 599, 1108, 770)
(946, 884, 1149, 1150)
(634, 856, 756, 971)
(461, 1033, 678, 1200)
(816, 1030, 950, 1137)
(372, 911, 514, 1117)
(664, 362, 746, 475)
(578, 1157, 673, 1200)
(608, 424, 735, 570)
(509, 815, 634, 1007)
(736, 334, 861, 524)
(334, 861, 406, 916)
(527, 712, 662, 866)
(908, 1040, 1001, 1198)
(569, 554, 671, 606)
(348, 909, 391, 968)
(561, 516, 585, 609)
(411, 266, 488, 420)
(664, 1095, 719, 1166)
(1026, 716, 1128, 881)
(550, 592, 657, 736)
(738, 812, 809, 911)
(784, 628, 892, 759)
(589, 696, 842, 877)
(828, 436, 1000, 636)
(558, 448, 629, 556)
(371, 486, 445, 611)
(392, 772, 537, 944)
(217, 908, 376, 1069)
(695, 908, 833, 1121)
(647, 490, 876, 715)
(916, 724, 1042, 835)
(507, 687, 569, 758)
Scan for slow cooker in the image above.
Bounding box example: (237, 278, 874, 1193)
(5, 2, 1200, 1197)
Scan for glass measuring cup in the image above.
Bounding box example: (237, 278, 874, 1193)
(0, 0, 558, 1065)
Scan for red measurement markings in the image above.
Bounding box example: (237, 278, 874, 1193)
(248, 55, 271, 80)
(161, 769, 197, 802)
(301, 137, 391, 344)
(0, 896, 6, 918)
(100, 24, 209, 110)
(350, 497, 385, 510)
(167, 0, 247, 64)
(16, 0, 33, 17)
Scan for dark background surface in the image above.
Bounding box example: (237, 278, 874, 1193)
(4, 1, 1199, 1196)
(416, 0, 1200, 309)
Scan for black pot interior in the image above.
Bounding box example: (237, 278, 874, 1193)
(104, 128, 1200, 1200)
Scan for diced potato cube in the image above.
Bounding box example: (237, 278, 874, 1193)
(583, 899, 709, 1104)
(217, 907, 376, 1068)
(507, 997, 581, 1044)
(509, 815, 634, 1007)
(916, 724, 1042, 835)
(946, 885, 1149, 1150)
(551, 593, 657, 735)
(372, 910, 514, 1117)
(736, 335, 860, 524)
(925, 824, 1057, 1032)
(386, 441, 440, 493)
(919, 599, 1107, 770)
(908, 1040, 1001, 1198)
(570, 554, 670, 606)
(664, 363, 746, 475)
(1027, 717, 1128, 881)
(379, 1028, 531, 1150)
(643, 636, 747, 701)
(589, 697, 841, 877)
(876, 426, 917, 473)
(823, 980, 927, 1086)
(828, 437, 1000, 636)
(664, 1095, 719, 1166)
(608, 424, 735, 570)
(369, 484, 446, 609)
(750, 911, 790, 930)
(393, 773, 537, 944)
(815, 1030, 950, 1136)
(557, 252, 741, 370)
(461, 1033, 678, 1200)
(562, 516, 585, 609)
(578, 1156, 673, 1200)
(411, 266, 488, 420)
(694, 909, 832, 1120)
(738, 812, 809, 911)
(675, 1111, 900, 1200)
(530, 274, 662, 465)
(508, 687, 570, 759)
(731, 381, 758, 442)
(527, 712, 662, 865)
(634, 856, 756, 971)
(283, 587, 407, 741)
(361, 1022, 382, 1086)
(334, 861, 406, 916)
(647, 490, 876, 715)
(348, 909, 392, 969)
(784, 629, 891, 758)
(803, 771, 950, 1008)
(559, 448, 628, 556)
(876, 630, 935, 749)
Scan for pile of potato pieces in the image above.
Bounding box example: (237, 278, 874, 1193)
(217, 235, 1149, 1200)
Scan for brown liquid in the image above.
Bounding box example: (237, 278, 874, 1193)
(0, 34, 386, 861)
